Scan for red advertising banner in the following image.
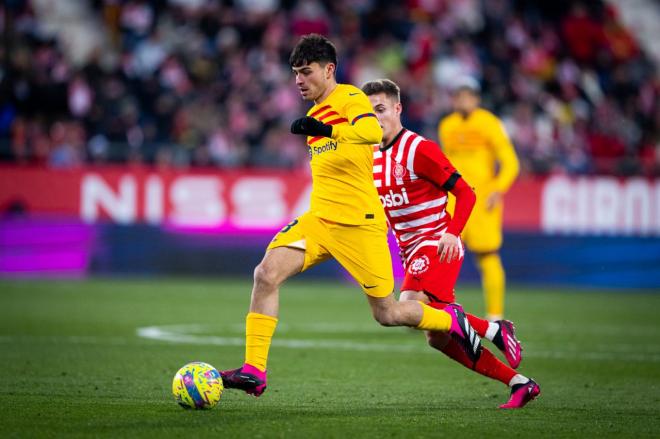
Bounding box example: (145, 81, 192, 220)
(505, 175, 660, 235)
(0, 165, 312, 231)
(537, 175, 660, 236)
(1, 165, 659, 235)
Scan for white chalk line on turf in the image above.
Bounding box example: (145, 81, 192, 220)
(136, 325, 421, 352)
(142, 321, 660, 336)
(134, 324, 660, 363)
(2, 324, 658, 363)
(137, 323, 660, 354)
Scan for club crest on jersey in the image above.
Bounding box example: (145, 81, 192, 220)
(393, 162, 407, 179)
(408, 254, 430, 275)
(379, 188, 409, 207)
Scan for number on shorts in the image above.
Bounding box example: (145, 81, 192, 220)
(280, 219, 299, 233)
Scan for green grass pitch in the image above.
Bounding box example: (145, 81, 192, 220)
(1, 278, 658, 438)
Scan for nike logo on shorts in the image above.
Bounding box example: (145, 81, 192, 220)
(362, 283, 378, 289)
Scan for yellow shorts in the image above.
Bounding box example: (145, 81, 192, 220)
(267, 212, 394, 297)
(448, 194, 502, 253)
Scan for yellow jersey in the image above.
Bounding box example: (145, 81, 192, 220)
(438, 108, 519, 193)
(305, 83, 385, 225)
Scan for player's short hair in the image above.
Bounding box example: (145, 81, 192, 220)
(289, 34, 338, 68)
(361, 79, 401, 103)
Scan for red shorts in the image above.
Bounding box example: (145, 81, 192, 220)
(400, 244, 463, 303)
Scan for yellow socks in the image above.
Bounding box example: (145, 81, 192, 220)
(245, 312, 278, 372)
(478, 253, 505, 320)
(416, 302, 452, 332)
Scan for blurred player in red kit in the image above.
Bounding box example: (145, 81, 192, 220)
(363, 78, 540, 409)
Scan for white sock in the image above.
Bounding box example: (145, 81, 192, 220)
(508, 374, 529, 388)
(485, 322, 499, 341)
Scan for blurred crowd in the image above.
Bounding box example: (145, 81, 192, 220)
(1, 0, 658, 176)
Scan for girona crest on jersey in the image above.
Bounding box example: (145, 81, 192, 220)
(393, 162, 406, 179)
(408, 254, 430, 275)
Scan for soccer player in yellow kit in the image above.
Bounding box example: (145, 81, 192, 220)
(438, 77, 520, 321)
(220, 34, 482, 397)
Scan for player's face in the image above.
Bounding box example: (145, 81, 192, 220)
(452, 89, 480, 115)
(292, 62, 335, 102)
(368, 93, 402, 145)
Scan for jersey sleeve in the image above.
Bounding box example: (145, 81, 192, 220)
(414, 140, 474, 236)
(412, 140, 459, 190)
(446, 177, 476, 236)
(331, 90, 382, 145)
(487, 116, 520, 193)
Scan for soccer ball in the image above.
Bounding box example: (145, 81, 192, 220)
(172, 362, 223, 409)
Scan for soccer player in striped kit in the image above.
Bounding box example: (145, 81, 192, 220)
(363, 79, 539, 409)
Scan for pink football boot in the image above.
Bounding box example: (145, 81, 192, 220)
(444, 303, 483, 363)
(494, 320, 523, 369)
(220, 364, 267, 397)
(499, 379, 540, 409)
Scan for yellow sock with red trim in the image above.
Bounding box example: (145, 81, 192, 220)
(415, 302, 452, 332)
(245, 312, 278, 372)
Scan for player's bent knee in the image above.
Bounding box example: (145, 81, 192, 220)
(374, 315, 398, 327)
(253, 263, 280, 290)
(372, 309, 399, 327)
(367, 294, 403, 327)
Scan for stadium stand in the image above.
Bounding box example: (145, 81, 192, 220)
(1, 0, 658, 176)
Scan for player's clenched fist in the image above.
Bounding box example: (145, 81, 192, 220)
(290, 116, 333, 138)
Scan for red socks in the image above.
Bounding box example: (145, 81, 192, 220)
(440, 339, 516, 386)
(466, 313, 489, 338)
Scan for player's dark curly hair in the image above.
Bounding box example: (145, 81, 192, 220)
(289, 34, 338, 68)
(361, 79, 401, 102)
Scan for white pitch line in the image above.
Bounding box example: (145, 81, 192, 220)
(136, 326, 422, 353)
(134, 324, 660, 363)
(180, 322, 394, 334)
(1, 326, 658, 363)
(160, 322, 660, 337)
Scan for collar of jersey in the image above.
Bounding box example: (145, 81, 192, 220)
(380, 128, 406, 152)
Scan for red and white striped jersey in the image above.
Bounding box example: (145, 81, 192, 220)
(373, 129, 459, 265)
